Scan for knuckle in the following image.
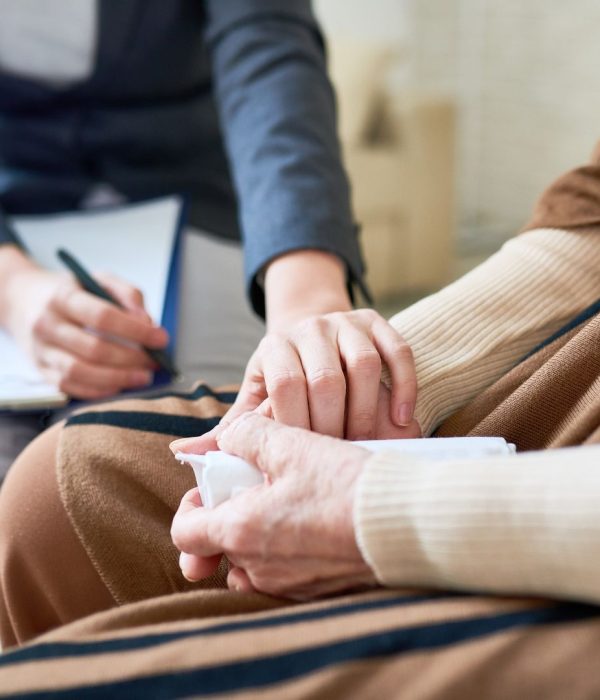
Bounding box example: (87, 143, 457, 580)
(92, 306, 113, 330)
(52, 281, 74, 308)
(170, 520, 187, 551)
(85, 336, 105, 362)
(31, 314, 50, 340)
(224, 519, 252, 553)
(390, 341, 415, 365)
(307, 367, 345, 395)
(257, 335, 273, 354)
(356, 308, 378, 323)
(350, 409, 376, 428)
(346, 348, 381, 375)
(268, 370, 306, 398)
(296, 315, 328, 337)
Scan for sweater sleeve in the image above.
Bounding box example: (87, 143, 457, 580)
(204, 0, 365, 317)
(381, 228, 600, 435)
(354, 445, 600, 605)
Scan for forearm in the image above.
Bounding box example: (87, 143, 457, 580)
(205, 2, 365, 317)
(354, 444, 600, 605)
(264, 250, 351, 332)
(384, 228, 600, 435)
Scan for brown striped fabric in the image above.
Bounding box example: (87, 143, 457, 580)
(0, 305, 599, 696)
(56, 384, 238, 606)
(1, 150, 600, 696)
(0, 589, 599, 698)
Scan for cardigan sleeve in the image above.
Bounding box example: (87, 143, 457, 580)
(381, 227, 600, 435)
(204, 0, 366, 317)
(354, 444, 600, 605)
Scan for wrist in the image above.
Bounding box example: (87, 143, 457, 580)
(264, 249, 352, 332)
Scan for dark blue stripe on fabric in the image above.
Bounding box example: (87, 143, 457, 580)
(520, 297, 600, 363)
(0, 593, 452, 668)
(65, 411, 221, 438)
(136, 384, 237, 404)
(2, 604, 597, 699)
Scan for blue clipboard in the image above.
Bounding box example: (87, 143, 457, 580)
(152, 196, 187, 387)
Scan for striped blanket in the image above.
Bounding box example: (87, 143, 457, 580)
(0, 304, 599, 697)
(1, 149, 600, 697)
(1, 589, 599, 698)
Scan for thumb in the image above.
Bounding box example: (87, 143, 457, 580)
(169, 423, 223, 456)
(169, 398, 274, 457)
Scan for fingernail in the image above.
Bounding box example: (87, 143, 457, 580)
(169, 437, 189, 453)
(397, 402, 414, 426)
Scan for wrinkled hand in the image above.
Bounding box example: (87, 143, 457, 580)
(171, 413, 378, 600)
(5, 267, 169, 399)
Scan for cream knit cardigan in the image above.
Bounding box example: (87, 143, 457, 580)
(354, 228, 600, 604)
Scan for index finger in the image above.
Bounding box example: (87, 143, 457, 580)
(55, 287, 168, 348)
(217, 412, 336, 481)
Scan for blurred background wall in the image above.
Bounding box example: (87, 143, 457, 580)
(314, 0, 600, 303)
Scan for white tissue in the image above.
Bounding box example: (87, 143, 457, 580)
(175, 451, 264, 509)
(175, 436, 515, 509)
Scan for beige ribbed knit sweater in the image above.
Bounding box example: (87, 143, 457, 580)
(355, 227, 600, 604)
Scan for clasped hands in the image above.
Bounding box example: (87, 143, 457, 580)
(171, 308, 420, 600)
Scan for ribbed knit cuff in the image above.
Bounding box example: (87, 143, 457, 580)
(354, 446, 600, 604)
(381, 229, 600, 434)
(353, 451, 440, 587)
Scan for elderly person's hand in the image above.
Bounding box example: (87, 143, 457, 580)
(170, 413, 379, 600)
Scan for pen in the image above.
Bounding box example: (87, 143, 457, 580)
(57, 248, 180, 380)
(0, 210, 29, 253)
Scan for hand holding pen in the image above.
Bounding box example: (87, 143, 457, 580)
(57, 249, 179, 379)
(1, 249, 173, 401)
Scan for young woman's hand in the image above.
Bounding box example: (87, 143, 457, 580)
(176, 305, 421, 457)
(2, 263, 169, 399)
(220, 308, 417, 439)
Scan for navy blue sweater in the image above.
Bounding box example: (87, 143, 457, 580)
(0, 0, 366, 316)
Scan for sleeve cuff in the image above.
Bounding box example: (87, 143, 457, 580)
(354, 446, 600, 604)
